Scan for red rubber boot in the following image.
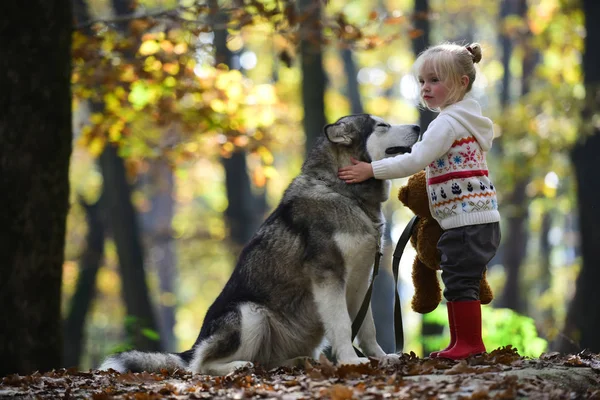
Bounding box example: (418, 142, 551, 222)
(438, 300, 485, 360)
(429, 302, 455, 358)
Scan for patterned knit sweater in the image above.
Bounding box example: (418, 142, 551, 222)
(371, 98, 500, 230)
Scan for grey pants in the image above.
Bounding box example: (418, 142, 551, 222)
(437, 222, 501, 302)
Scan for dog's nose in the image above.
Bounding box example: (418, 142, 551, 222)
(412, 125, 420, 133)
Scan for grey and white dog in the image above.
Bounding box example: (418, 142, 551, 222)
(100, 114, 420, 375)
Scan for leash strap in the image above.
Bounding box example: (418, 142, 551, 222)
(350, 215, 419, 356)
(351, 250, 381, 357)
(391, 215, 419, 352)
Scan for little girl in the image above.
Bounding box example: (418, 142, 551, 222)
(338, 42, 501, 360)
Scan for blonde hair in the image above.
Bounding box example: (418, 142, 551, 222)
(414, 42, 482, 109)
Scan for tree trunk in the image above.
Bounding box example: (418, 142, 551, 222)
(536, 210, 553, 333)
(498, 178, 528, 311)
(497, 0, 535, 313)
(499, 0, 518, 108)
(341, 49, 364, 115)
(411, 0, 435, 132)
(298, 0, 327, 154)
(63, 195, 105, 368)
(557, 0, 600, 353)
(99, 145, 161, 351)
(0, 0, 72, 376)
(139, 161, 177, 352)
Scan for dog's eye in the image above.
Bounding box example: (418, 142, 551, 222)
(377, 123, 390, 128)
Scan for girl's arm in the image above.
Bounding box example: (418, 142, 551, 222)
(371, 118, 455, 180)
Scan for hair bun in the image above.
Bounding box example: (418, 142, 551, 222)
(466, 43, 482, 64)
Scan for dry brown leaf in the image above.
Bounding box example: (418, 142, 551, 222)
(327, 384, 354, 400)
(444, 360, 479, 375)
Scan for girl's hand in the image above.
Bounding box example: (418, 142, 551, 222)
(338, 158, 374, 183)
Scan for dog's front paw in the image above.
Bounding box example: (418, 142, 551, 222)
(225, 361, 254, 376)
(377, 353, 402, 366)
(337, 357, 369, 366)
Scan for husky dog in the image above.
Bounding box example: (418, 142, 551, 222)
(100, 114, 420, 375)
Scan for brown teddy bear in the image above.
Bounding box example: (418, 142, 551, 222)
(398, 170, 494, 314)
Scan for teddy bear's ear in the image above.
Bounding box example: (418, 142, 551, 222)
(398, 186, 409, 205)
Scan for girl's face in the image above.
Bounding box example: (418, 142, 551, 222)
(418, 64, 451, 109)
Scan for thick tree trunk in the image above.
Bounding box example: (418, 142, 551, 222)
(557, 0, 600, 353)
(298, 0, 327, 154)
(0, 1, 72, 376)
(63, 195, 105, 368)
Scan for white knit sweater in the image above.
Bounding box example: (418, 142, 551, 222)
(372, 98, 500, 229)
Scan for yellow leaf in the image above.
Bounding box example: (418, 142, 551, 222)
(90, 113, 104, 125)
(109, 120, 124, 142)
(263, 165, 278, 178)
(210, 99, 226, 113)
(160, 40, 174, 53)
(257, 146, 274, 165)
(139, 40, 160, 56)
(173, 43, 188, 55)
(252, 166, 267, 188)
(226, 83, 244, 101)
(88, 136, 105, 157)
(258, 109, 275, 126)
(253, 84, 277, 105)
(163, 62, 180, 75)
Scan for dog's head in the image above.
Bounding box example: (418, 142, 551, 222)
(324, 114, 420, 162)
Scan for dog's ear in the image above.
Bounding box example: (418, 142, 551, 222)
(324, 123, 353, 145)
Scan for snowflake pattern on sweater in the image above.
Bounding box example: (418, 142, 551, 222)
(427, 136, 499, 229)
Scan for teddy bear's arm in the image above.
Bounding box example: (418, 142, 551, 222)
(411, 258, 442, 314)
(415, 222, 444, 270)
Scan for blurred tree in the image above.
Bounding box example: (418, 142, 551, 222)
(100, 143, 161, 351)
(139, 160, 177, 352)
(341, 48, 363, 115)
(0, 0, 72, 375)
(557, 0, 600, 354)
(63, 194, 105, 367)
(299, 0, 327, 154)
(411, 0, 435, 134)
(497, 0, 534, 313)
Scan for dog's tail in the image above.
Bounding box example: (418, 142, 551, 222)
(99, 349, 191, 373)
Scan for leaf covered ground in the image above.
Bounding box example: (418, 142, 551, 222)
(2, 347, 600, 399)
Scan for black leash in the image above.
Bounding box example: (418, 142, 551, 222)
(351, 215, 420, 356)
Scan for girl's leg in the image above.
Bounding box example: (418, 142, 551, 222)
(429, 301, 455, 358)
(436, 223, 501, 360)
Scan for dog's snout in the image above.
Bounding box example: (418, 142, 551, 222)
(412, 125, 420, 134)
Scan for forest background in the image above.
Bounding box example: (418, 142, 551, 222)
(2, 0, 599, 377)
